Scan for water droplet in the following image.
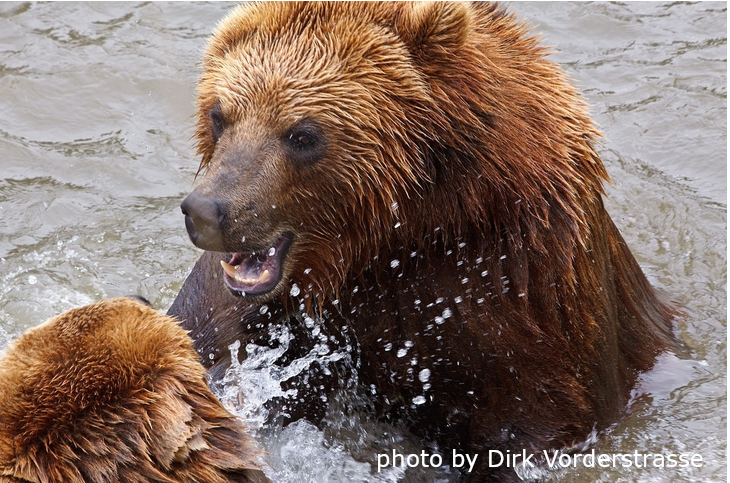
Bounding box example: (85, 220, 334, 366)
(27, 275, 37, 285)
(419, 368, 431, 382)
(241, 235, 246, 243)
(304, 268, 312, 274)
(390, 259, 400, 268)
(397, 348, 408, 358)
(268, 247, 276, 256)
(290, 284, 300, 297)
(259, 305, 269, 314)
(384, 342, 393, 351)
(412, 395, 426, 405)
(394, 221, 402, 228)
(442, 308, 453, 319)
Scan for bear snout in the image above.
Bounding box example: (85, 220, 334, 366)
(181, 191, 227, 252)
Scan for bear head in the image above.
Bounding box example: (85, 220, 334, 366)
(181, 2, 606, 307)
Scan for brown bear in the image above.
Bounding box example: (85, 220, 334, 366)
(169, 2, 677, 480)
(0, 297, 267, 483)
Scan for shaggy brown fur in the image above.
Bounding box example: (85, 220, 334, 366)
(170, 2, 676, 480)
(0, 298, 267, 483)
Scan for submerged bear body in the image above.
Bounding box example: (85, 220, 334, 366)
(170, 2, 676, 479)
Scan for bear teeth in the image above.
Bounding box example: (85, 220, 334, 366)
(220, 260, 270, 285)
(258, 269, 271, 283)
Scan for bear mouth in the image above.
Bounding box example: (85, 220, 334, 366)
(219, 232, 293, 296)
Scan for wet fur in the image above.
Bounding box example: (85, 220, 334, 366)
(170, 2, 677, 480)
(0, 298, 267, 483)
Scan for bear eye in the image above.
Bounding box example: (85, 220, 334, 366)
(283, 121, 326, 166)
(209, 102, 226, 143)
(288, 130, 317, 150)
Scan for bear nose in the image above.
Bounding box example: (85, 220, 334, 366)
(180, 192, 227, 252)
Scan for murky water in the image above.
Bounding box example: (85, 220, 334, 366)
(0, 2, 725, 482)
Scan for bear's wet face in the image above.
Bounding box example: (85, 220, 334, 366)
(181, 114, 330, 300)
(182, 3, 458, 304)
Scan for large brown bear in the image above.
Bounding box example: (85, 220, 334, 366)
(0, 297, 267, 483)
(170, 2, 677, 480)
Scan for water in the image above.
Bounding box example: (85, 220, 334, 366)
(0, 2, 725, 482)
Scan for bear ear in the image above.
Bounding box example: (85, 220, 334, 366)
(393, 1, 471, 58)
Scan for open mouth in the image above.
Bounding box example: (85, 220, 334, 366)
(219, 232, 293, 296)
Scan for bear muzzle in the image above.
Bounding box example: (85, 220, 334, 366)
(181, 190, 294, 298)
